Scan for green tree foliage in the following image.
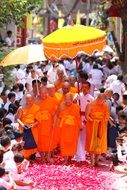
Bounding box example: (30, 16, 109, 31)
(0, 0, 43, 27)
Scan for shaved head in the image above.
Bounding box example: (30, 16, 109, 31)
(41, 87, 48, 100)
(62, 82, 71, 95)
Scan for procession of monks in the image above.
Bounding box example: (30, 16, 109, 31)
(16, 81, 109, 165)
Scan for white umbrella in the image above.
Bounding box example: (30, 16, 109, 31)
(103, 45, 114, 53)
(0, 44, 47, 67)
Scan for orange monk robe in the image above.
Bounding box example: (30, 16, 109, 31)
(70, 86, 78, 94)
(55, 80, 63, 91)
(59, 92, 75, 105)
(20, 103, 40, 158)
(56, 103, 82, 157)
(54, 92, 62, 102)
(36, 96, 58, 152)
(85, 102, 109, 154)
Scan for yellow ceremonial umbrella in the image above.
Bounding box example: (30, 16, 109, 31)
(42, 25, 107, 61)
(0, 44, 47, 67)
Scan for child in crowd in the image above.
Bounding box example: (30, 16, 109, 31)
(5, 153, 33, 189)
(109, 113, 127, 171)
(0, 132, 34, 189)
(0, 166, 15, 190)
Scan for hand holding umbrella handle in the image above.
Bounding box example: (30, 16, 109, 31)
(17, 119, 24, 127)
(17, 119, 29, 130)
(17, 119, 36, 129)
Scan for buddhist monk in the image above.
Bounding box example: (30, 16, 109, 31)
(16, 94, 40, 159)
(55, 69, 65, 91)
(69, 76, 78, 94)
(36, 87, 58, 163)
(59, 81, 73, 103)
(53, 82, 75, 148)
(47, 83, 62, 103)
(54, 93, 82, 164)
(85, 93, 110, 166)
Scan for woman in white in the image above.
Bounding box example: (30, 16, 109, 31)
(88, 64, 104, 90)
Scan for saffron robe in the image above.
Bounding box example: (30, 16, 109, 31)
(20, 103, 40, 158)
(70, 86, 78, 94)
(36, 96, 57, 152)
(85, 102, 109, 154)
(56, 103, 82, 156)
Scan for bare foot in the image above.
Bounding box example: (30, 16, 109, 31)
(94, 162, 100, 167)
(46, 158, 54, 164)
(41, 157, 47, 164)
(110, 165, 115, 172)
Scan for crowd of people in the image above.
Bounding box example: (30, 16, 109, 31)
(0, 49, 127, 189)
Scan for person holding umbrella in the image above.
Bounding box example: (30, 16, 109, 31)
(16, 94, 39, 160)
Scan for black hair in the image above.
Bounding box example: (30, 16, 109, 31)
(15, 65, 20, 69)
(41, 76, 48, 83)
(2, 108, 7, 116)
(119, 113, 127, 120)
(0, 108, 5, 122)
(99, 87, 105, 93)
(58, 60, 63, 64)
(123, 94, 127, 100)
(6, 129, 15, 140)
(117, 75, 123, 82)
(116, 106, 123, 113)
(4, 125, 13, 131)
(7, 30, 12, 35)
(79, 71, 88, 81)
(13, 130, 23, 140)
(93, 64, 98, 69)
(11, 84, 19, 92)
(15, 100, 20, 108)
(17, 83, 24, 92)
(8, 103, 18, 115)
(27, 65, 33, 70)
(0, 186, 7, 190)
(3, 118, 12, 127)
(0, 128, 4, 138)
(0, 150, 4, 163)
(14, 153, 24, 163)
(32, 79, 41, 86)
(0, 135, 11, 147)
(113, 93, 120, 99)
(107, 62, 114, 70)
(7, 92, 16, 100)
(82, 81, 91, 88)
(0, 166, 6, 177)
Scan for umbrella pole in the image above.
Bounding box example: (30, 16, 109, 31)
(75, 56, 81, 113)
(35, 78, 40, 96)
(75, 56, 80, 95)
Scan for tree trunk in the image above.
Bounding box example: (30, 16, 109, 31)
(120, 19, 127, 74)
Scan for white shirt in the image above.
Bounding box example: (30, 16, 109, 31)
(104, 74, 117, 89)
(3, 150, 14, 163)
(89, 69, 103, 88)
(75, 92, 94, 122)
(83, 63, 93, 73)
(5, 160, 31, 190)
(26, 74, 38, 91)
(47, 66, 57, 84)
(4, 100, 12, 111)
(6, 113, 15, 123)
(110, 80, 125, 96)
(17, 91, 24, 101)
(58, 63, 67, 77)
(14, 69, 26, 85)
(64, 60, 71, 76)
(0, 178, 12, 189)
(5, 37, 13, 46)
